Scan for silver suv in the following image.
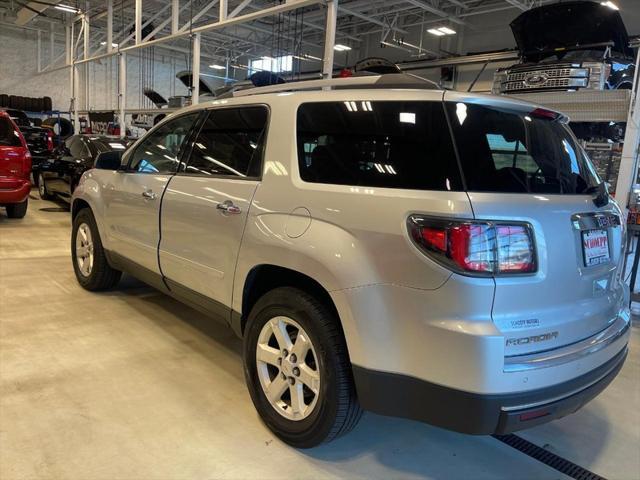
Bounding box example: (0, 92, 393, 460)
(71, 74, 631, 448)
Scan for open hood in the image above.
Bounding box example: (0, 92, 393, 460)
(510, 1, 634, 62)
(176, 70, 215, 96)
(143, 89, 167, 108)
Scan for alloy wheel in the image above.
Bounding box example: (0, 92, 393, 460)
(75, 223, 94, 277)
(256, 316, 321, 421)
(38, 175, 46, 197)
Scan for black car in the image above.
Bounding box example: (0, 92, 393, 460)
(493, 1, 636, 94)
(38, 135, 129, 202)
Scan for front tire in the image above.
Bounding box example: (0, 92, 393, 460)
(243, 287, 362, 448)
(71, 208, 121, 291)
(6, 199, 28, 219)
(38, 173, 54, 200)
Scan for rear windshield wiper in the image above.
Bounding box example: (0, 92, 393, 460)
(585, 183, 609, 208)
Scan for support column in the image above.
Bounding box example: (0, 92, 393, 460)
(50, 26, 55, 65)
(172, 0, 180, 34)
(322, 0, 337, 80)
(37, 30, 42, 73)
(72, 63, 79, 130)
(65, 25, 71, 65)
(219, 0, 228, 22)
(615, 49, 640, 211)
(135, 0, 143, 45)
(107, 0, 113, 52)
(192, 32, 201, 104)
(119, 53, 127, 139)
(84, 12, 90, 111)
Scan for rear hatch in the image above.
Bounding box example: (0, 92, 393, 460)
(0, 115, 29, 178)
(444, 92, 626, 356)
(510, 1, 634, 62)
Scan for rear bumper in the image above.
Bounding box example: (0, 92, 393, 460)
(353, 345, 628, 435)
(0, 178, 30, 204)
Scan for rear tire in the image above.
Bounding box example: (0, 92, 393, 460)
(71, 208, 121, 291)
(243, 287, 362, 448)
(6, 199, 28, 219)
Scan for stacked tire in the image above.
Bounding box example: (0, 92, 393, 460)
(0, 95, 52, 113)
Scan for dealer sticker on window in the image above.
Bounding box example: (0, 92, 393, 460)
(582, 229, 610, 267)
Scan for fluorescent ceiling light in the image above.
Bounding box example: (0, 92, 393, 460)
(600, 1, 619, 9)
(438, 27, 456, 35)
(429, 27, 456, 36)
(209, 64, 226, 70)
(100, 41, 118, 47)
(334, 44, 352, 51)
(55, 4, 79, 13)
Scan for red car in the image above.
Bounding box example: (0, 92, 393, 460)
(0, 111, 31, 218)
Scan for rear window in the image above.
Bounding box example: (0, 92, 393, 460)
(296, 101, 462, 191)
(0, 117, 22, 147)
(446, 102, 600, 194)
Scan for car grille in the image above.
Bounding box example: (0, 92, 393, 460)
(495, 65, 592, 93)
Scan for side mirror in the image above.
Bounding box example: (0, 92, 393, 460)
(95, 151, 124, 171)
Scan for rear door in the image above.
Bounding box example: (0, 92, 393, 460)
(159, 105, 268, 310)
(445, 93, 626, 356)
(103, 113, 199, 273)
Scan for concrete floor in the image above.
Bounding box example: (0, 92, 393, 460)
(1, 192, 639, 480)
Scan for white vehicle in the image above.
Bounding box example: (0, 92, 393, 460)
(70, 74, 630, 448)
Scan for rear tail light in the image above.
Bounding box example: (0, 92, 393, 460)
(46, 129, 54, 151)
(407, 215, 537, 275)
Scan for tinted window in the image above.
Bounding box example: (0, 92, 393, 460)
(184, 107, 268, 178)
(92, 138, 128, 155)
(446, 102, 600, 194)
(0, 117, 21, 147)
(129, 113, 198, 174)
(296, 101, 462, 191)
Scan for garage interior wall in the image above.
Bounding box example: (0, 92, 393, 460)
(1, 2, 639, 109)
(0, 26, 195, 111)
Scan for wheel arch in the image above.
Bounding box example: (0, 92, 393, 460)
(71, 198, 91, 220)
(234, 264, 341, 338)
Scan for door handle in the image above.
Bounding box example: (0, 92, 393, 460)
(142, 190, 157, 200)
(217, 200, 241, 215)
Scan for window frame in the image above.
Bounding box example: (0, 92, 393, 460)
(124, 111, 203, 175)
(177, 103, 271, 181)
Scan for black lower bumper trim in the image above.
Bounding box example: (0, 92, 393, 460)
(352, 346, 627, 435)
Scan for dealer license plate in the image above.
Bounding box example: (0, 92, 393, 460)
(582, 229, 610, 267)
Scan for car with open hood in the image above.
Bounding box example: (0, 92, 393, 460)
(493, 1, 636, 94)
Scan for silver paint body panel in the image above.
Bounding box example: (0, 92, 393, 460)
(73, 87, 630, 396)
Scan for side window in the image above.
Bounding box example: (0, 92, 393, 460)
(296, 101, 462, 191)
(68, 137, 89, 159)
(128, 113, 198, 174)
(184, 106, 268, 178)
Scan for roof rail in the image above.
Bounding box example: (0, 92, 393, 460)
(220, 73, 440, 98)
